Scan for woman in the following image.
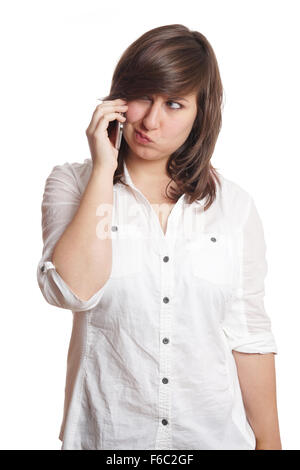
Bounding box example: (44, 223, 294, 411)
(37, 24, 281, 450)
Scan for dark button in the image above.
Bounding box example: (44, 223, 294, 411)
(111, 225, 118, 231)
(162, 419, 168, 425)
(162, 377, 169, 384)
(162, 338, 169, 344)
(41, 264, 45, 272)
(163, 297, 169, 303)
(163, 256, 169, 262)
(210, 237, 216, 242)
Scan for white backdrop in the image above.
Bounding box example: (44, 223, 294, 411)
(0, 0, 298, 450)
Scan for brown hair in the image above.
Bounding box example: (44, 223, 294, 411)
(101, 24, 224, 211)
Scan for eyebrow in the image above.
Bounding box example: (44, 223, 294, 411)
(168, 96, 189, 103)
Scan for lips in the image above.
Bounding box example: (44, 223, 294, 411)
(135, 129, 153, 142)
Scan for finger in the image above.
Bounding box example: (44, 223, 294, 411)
(94, 111, 126, 135)
(87, 104, 128, 133)
(96, 103, 128, 113)
(97, 98, 127, 106)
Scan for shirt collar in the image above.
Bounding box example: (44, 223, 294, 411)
(122, 158, 136, 190)
(122, 158, 184, 203)
(121, 158, 208, 207)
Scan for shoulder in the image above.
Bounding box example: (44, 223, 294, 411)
(47, 158, 93, 194)
(217, 173, 254, 227)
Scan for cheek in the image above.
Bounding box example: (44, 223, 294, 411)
(125, 104, 143, 122)
(166, 121, 191, 140)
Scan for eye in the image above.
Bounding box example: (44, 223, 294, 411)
(166, 100, 182, 109)
(139, 96, 182, 109)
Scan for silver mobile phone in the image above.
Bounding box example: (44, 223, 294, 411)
(115, 113, 124, 150)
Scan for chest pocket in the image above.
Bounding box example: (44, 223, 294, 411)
(110, 223, 144, 278)
(187, 232, 235, 288)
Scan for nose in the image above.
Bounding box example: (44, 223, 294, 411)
(142, 101, 161, 131)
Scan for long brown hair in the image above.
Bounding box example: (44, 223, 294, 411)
(101, 24, 224, 211)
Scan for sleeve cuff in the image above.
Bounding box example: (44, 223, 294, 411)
(37, 260, 107, 312)
(222, 328, 278, 354)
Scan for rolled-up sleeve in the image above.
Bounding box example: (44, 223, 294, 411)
(37, 162, 108, 312)
(222, 196, 278, 354)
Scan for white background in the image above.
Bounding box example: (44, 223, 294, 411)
(0, 0, 298, 450)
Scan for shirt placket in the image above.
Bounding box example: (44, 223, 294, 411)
(126, 191, 178, 450)
(155, 237, 174, 450)
(121, 161, 182, 449)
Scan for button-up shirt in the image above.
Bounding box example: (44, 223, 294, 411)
(37, 157, 278, 450)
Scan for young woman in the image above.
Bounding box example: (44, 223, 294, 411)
(37, 24, 281, 450)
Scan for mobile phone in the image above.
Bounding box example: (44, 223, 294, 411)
(107, 112, 125, 150)
(115, 113, 124, 150)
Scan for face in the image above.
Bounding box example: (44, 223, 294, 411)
(122, 92, 198, 163)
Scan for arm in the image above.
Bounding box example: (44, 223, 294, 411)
(233, 351, 282, 450)
(52, 164, 115, 301)
(221, 195, 281, 448)
(37, 100, 126, 309)
(37, 162, 115, 310)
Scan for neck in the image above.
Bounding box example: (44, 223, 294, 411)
(124, 154, 170, 185)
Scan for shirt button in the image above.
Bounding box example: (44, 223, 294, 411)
(163, 297, 169, 303)
(163, 256, 169, 262)
(162, 377, 169, 384)
(111, 225, 118, 232)
(210, 237, 217, 242)
(162, 419, 168, 425)
(162, 338, 169, 344)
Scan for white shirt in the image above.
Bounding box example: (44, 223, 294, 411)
(37, 157, 278, 450)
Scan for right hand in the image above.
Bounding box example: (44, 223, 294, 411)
(85, 98, 128, 172)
